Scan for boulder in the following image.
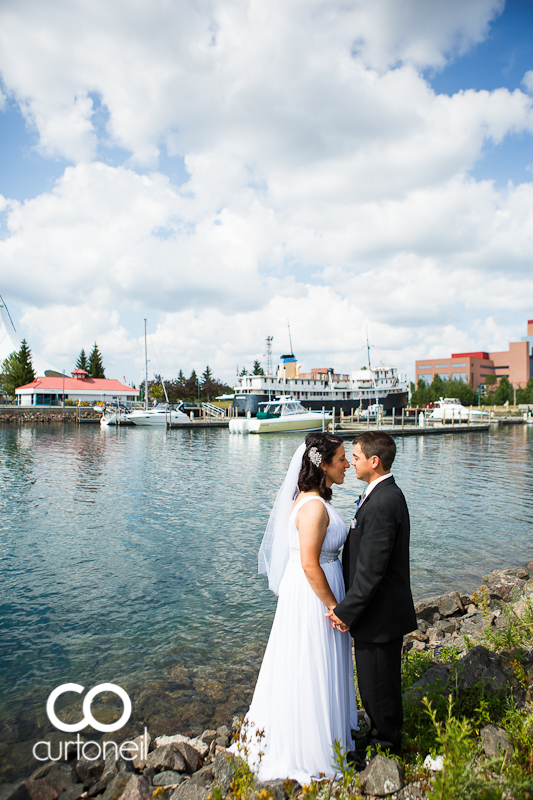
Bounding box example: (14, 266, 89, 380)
(458, 616, 486, 639)
(188, 766, 215, 788)
(146, 745, 187, 773)
(396, 784, 428, 799)
(0, 783, 32, 800)
(75, 757, 105, 789)
(212, 752, 240, 795)
(453, 646, 507, 695)
(480, 725, 514, 758)
(101, 773, 135, 800)
(119, 776, 152, 800)
(152, 772, 184, 787)
(173, 741, 201, 774)
(130, 732, 152, 771)
(154, 734, 209, 760)
(216, 727, 231, 747)
(255, 780, 298, 800)
(403, 665, 450, 704)
(481, 571, 527, 602)
(25, 764, 82, 800)
(88, 781, 107, 798)
(413, 597, 440, 622)
(436, 592, 464, 618)
(169, 784, 211, 800)
(199, 730, 217, 746)
(359, 755, 403, 796)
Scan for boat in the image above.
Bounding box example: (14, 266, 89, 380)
(229, 396, 332, 434)
(360, 403, 384, 419)
(232, 337, 408, 417)
(428, 398, 484, 421)
(129, 402, 194, 426)
(100, 403, 135, 426)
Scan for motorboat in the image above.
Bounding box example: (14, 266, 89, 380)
(229, 396, 332, 434)
(100, 404, 135, 426)
(129, 403, 194, 426)
(360, 403, 384, 418)
(428, 398, 484, 421)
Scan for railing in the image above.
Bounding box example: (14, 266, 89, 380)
(201, 402, 226, 418)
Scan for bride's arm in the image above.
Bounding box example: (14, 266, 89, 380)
(297, 500, 338, 610)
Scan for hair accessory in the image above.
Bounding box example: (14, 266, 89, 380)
(308, 446, 322, 467)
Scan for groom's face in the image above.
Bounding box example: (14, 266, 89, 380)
(351, 443, 377, 483)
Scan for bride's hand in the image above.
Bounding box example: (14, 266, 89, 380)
(325, 608, 349, 633)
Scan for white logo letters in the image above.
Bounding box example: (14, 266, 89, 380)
(46, 683, 132, 733)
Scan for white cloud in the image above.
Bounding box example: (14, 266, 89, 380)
(0, 0, 532, 383)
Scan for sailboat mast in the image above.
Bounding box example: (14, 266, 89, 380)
(287, 319, 294, 355)
(366, 330, 372, 370)
(144, 318, 149, 410)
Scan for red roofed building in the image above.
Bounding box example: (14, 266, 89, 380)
(415, 319, 533, 390)
(15, 369, 139, 406)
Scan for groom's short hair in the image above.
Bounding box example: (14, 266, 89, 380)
(353, 432, 396, 471)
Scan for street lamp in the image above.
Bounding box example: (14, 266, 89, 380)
(62, 370, 65, 408)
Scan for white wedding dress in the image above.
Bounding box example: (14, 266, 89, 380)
(231, 496, 358, 784)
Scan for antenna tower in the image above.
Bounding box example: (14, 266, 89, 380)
(287, 319, 294, 355)
(264, 336, 273, 376)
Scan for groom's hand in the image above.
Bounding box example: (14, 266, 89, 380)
(325, 608, 349, 633)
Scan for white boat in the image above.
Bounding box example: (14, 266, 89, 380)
(129, 403, 194, 426)
(360, 403, 384, 418)
(428, 397, 484, 421)
(100, 404, 135, 426)
(229, 396, 332, 434)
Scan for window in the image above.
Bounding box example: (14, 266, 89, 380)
(451, 373, 467, 382)
(436, 373, 450, 380)
(417, 365, 433, 370)
(418, 374, 432, 385)
(451, 363, 467, 367)
(434, 364, 450, 369)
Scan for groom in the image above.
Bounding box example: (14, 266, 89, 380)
(327, 431, 416, 760)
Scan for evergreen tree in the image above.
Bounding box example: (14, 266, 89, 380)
(202, 365, 213, 384)
(88, 342, 105, 379)
(75, 348, 88, 371)
(494, 375, 513, 405)
(1, 340, 36, 397)
(239, 366, 248, 377)
(252, 360, 264, 375)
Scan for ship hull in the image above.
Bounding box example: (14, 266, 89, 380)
(233, 391, 408, 417)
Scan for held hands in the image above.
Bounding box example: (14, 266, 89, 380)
(325, 608, 350, 633)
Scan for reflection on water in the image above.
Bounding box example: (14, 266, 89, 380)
(1, 424, 532, 781)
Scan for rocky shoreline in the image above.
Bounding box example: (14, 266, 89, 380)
(1, 563, 532, 800)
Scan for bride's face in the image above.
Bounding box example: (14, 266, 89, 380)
(322, 444, 350, 488)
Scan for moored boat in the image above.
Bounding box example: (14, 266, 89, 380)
(229, 396, 332, 434)
(129, 403, 194, 426)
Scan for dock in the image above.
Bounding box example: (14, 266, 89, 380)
(333, 422, 490, 438)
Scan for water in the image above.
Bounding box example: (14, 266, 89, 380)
(1, 423, 532, 780)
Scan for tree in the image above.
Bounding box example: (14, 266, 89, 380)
(75, 348, 88, 371)
(252, 360, 265, 376)
(494, 375, 513, 405)
(1, 340, 36, 397)
(239, 367, 248, 377)
(88, 342, 105, 379)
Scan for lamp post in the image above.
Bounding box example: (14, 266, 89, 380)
(62, 370, 65, 408)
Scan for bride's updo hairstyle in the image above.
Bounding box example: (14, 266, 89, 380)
(298, 431, 344, 501)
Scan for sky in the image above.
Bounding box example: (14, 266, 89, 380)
(0, 0, 532, 387)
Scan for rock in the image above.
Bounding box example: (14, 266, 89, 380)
(416, 619, 429, 633)
(410, 641, 427, 652)
(480, 725, 514, 758)
(130, 732, 151, 771)
(505, 567, 529, 580)
(434, 619, 457, 635)
(0, 783, 32, 800)
(255, 780, 297, 800)
(212, 752, 240, 795)
(403, 665, 450, 704)
(25, 763, 82, 800)
(88, 781, 107, 797)
(173, 742, 201, 774)
(404, 630, 428, 643)
(414, 597, 440, 622)
(481, 571, 527, 602)
(453, 646, 507, 695)
(466, 604, 478, 616)
(101, 773, 134, 800)
(75, 757, 105, 789)
(359, 755, 403, 796)
(199, 731, 217, 746)
(100, 746, 134, 785)
(155, 734, 209, 760)
(458, 616, 486, 639)
(188, 766, 215, 788)
(396, 783, 428, 800)
(426, 627, 444, 642)
(152, 772, 184, 787)
(146, 745, 187, 773)
(120, 776, 152, 800)
(437, 592, 464, 618)
(494, 614, 509, 630)
(169, 784, 211, 800)
(60, 787, 84, 800)
(215, 727, 231, 747)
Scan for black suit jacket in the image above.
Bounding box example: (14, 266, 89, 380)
(334, 475, 416, 643)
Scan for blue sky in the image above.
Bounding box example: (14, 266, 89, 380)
(0, 0, 532, 383)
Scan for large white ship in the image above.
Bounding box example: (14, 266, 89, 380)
(232, 350, 408, 416)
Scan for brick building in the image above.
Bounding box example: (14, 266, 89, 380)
(415, 320, 533, 390)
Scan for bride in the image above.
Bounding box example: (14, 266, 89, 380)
(230, 432, 358, 784)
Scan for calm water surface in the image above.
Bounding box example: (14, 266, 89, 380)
(1, 423, 532, 780)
